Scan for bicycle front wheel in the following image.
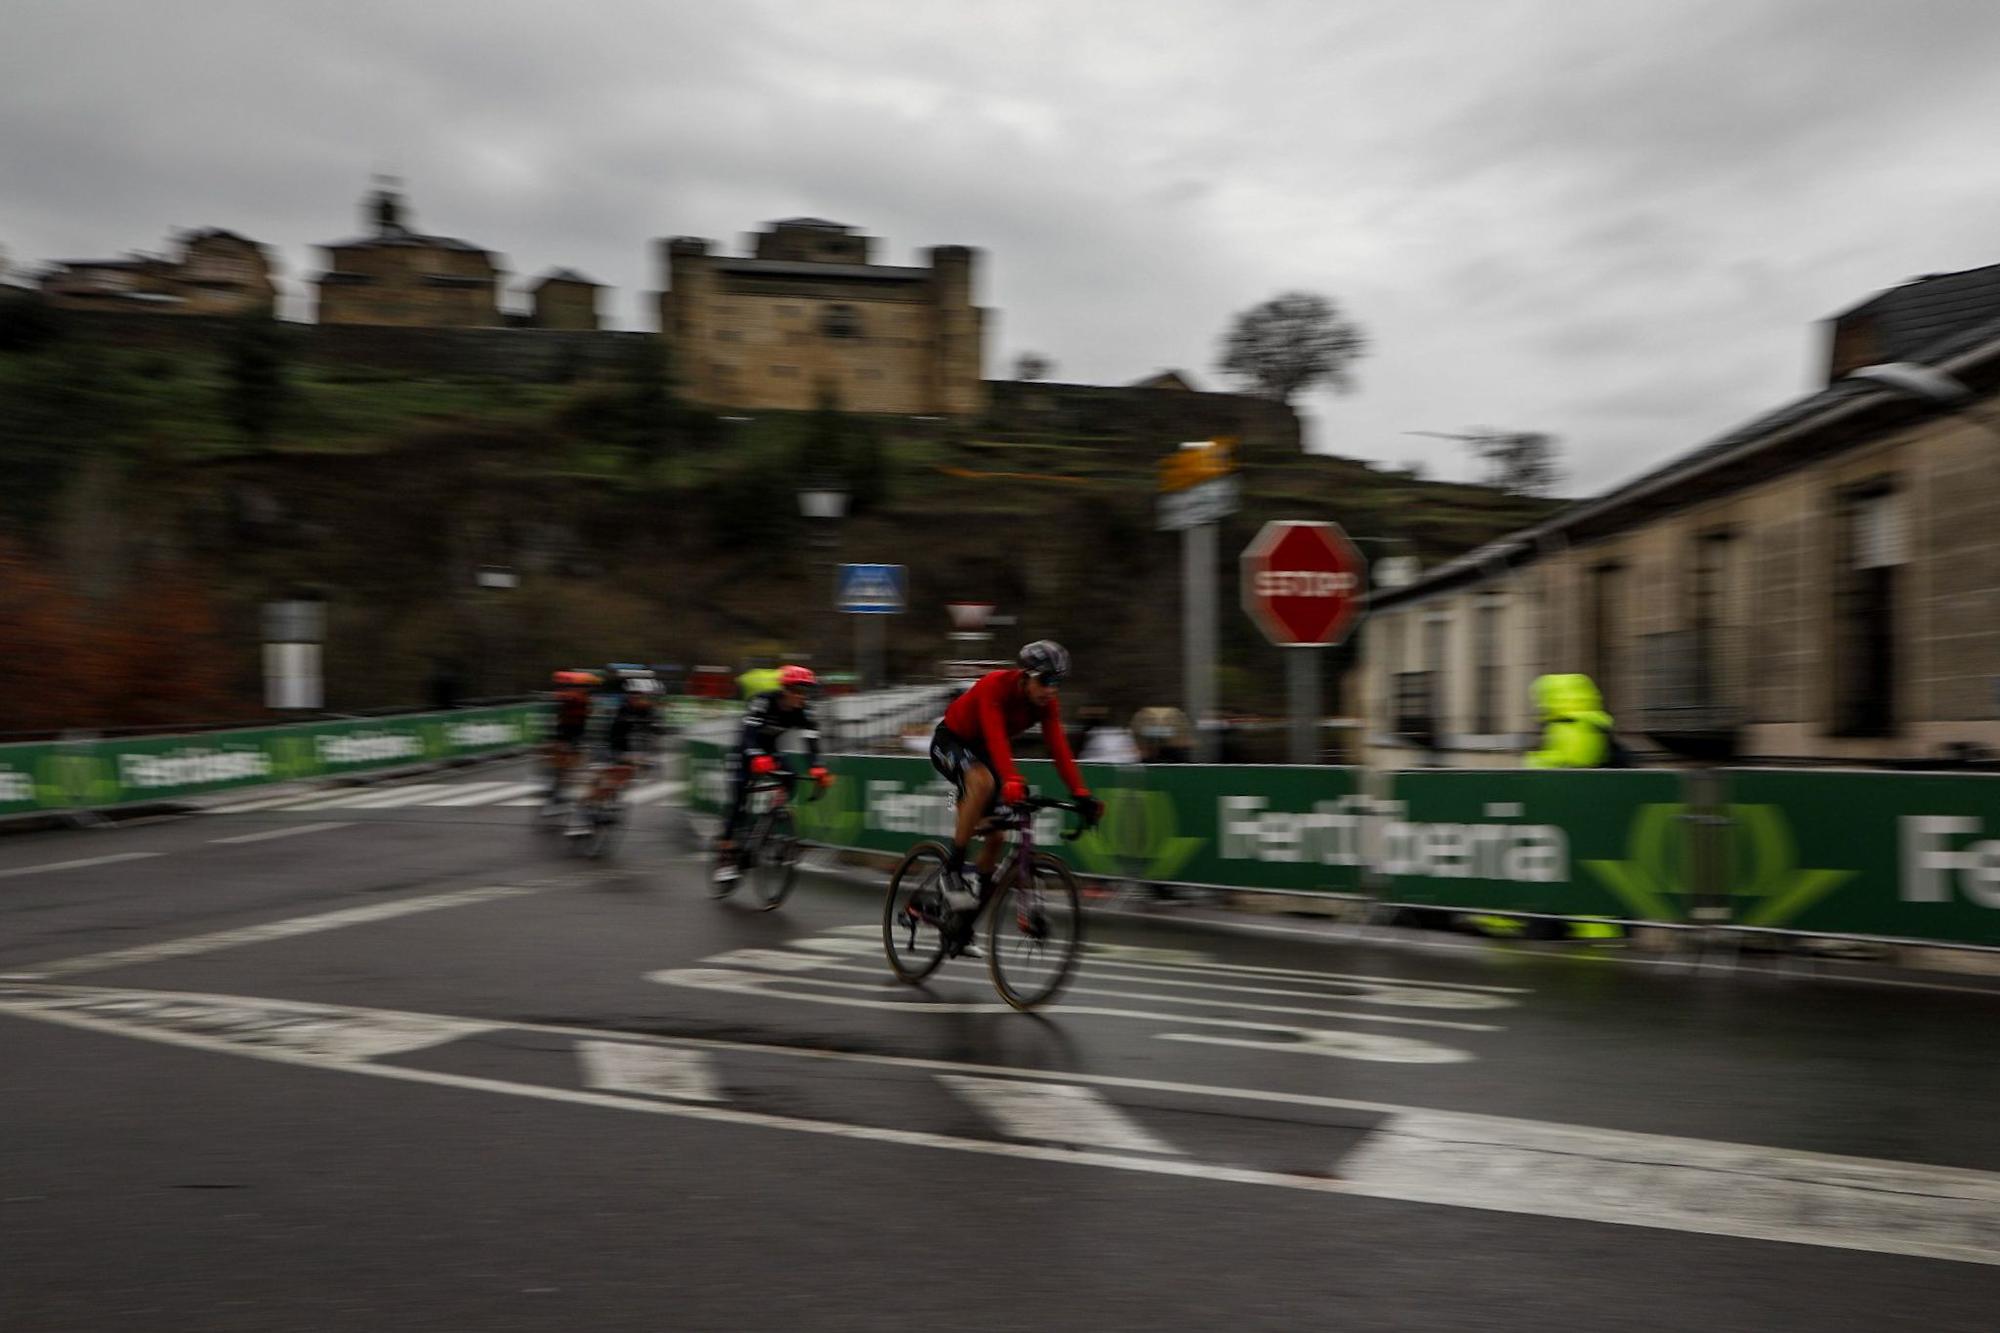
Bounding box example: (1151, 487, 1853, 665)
(882, 842, 954, 984)
(748, 806, 798, 911)
(987, 852, 1083, 1011)
(583, 803, 623, 860)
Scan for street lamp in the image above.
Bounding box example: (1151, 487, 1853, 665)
(797, 486, 850, 679)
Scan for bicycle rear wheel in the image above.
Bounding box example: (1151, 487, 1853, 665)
(583, 802, 623, 860)
(748, 806, 798, 911)
(987, 852, 1083, 1010)
(882, 841, 953, 984)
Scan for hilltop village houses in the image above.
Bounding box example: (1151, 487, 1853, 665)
(1352, 264, 2000, 770)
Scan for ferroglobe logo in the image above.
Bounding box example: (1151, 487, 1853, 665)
(316, 732, 424, 766)
(446, 720, 518, 749)
(119, 747, 272, 790)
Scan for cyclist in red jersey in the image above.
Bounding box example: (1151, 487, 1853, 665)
(929, 641, 1103, 923)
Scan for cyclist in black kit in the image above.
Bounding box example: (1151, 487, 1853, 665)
(714, 665, 830, 883)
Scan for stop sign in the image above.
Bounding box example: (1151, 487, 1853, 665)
(1241, 521, 1368, 646)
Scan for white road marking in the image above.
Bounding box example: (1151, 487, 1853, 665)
(1337, 1108, 2000, 1270)
(579, 1040, 723, 1102)
(625, 780, 686, 806)
(292, 784, 455, 810)
(203, 791, 326, 814)
(0, 851, 162, 881)
(9, 883, 552, 979)
(426, 782, 542, 807)
(1069, 959, 1513, 1011)
(942, 1075, 1182, 1155)
(0, 990, 491, 1061)
(649, 967, 1474, 1062)
(821, 924, 1528, 995)
(209, 822, 354, 846)
(697, 946, 1498, 1031)
(5, 981, 1998, 1268)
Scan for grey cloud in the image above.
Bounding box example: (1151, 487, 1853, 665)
(8, 0, 2000, 496)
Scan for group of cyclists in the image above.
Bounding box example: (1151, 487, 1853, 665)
(539, 641, 1103, 940)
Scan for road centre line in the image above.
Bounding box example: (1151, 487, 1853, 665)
(6, 882, 556, 980)
(209, 822, 354, 846)
(0, 851, 162, 881)
(697, 948, 1501, 1032)
(5, 982, 1997, 1267)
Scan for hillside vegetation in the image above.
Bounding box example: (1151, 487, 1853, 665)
(0, 304, 1556, 726)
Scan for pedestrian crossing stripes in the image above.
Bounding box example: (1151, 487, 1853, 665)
(9, 983, 1997, 1268)
(204, 779, 685, 815)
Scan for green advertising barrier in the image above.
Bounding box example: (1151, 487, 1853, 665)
(1382, 770, 1687, 920)
(683, 740, 1367, 894)
(680, 742, 2000, 949)
(0, 705, 541, 815)
(1719, 769, 2000, 947)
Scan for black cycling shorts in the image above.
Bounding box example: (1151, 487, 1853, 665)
(929, 724, 997, 807)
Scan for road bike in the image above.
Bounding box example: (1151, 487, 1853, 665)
(565, 755, 652, 860)
(713, 768, 825, 911)
(566, 782, 626, 859)
(882, 794, 1086, 1011)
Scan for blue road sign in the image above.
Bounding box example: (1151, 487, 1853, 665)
(836, 563, 906, 614)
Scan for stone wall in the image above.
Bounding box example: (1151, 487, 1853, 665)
(60, 309, 649, 381)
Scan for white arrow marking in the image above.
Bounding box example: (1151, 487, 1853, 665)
(578, 1040, 723, 1102)
(942, 1075, 1182, 1155)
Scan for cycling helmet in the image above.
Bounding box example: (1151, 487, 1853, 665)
(1017, 640, 1070, 684)
(778, 665, 818, 691)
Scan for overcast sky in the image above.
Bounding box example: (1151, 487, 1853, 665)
(7, 0, 2000, 493)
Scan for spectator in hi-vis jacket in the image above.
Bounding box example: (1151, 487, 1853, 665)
(1525, 673, 1621, 769)
(1465, 672, 1624, 942)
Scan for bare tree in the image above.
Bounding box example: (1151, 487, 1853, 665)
(1217, 291, 1367, 405)
(1014, 351, 1053, 382)
(1412, 428, 1563, 496)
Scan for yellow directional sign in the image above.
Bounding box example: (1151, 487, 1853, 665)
(1158, 437, 1237, 494)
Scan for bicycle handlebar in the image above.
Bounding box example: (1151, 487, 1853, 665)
(989, 794, 1093, 842)
(747, 768, 830, 803)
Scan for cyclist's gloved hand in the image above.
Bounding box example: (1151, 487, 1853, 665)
(808, 765, 832, 787)
(1077, 792, 1104, 828)
(751, 754, 781, 775)
(1000, 776, 1028, 806)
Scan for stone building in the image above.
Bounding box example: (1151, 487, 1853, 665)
(526, 269, 601, 330)
(655, 218, 985, 415)
(39, 228, 276, 316)
(1351, 263, 2000, 769)
(313, 187, 502, 328)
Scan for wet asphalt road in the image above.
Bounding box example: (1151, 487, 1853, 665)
(3, 758, 1999, 1332)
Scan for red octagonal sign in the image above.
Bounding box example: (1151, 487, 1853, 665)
(1241, 520, 1369, 647)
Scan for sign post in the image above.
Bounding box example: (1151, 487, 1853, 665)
(1158, 439, 1238, 761)
(836, 564, 906, 690)
(1241, 521, 1368, 763)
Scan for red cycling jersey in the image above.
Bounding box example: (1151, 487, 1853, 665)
(941, 670, 1086, 795)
